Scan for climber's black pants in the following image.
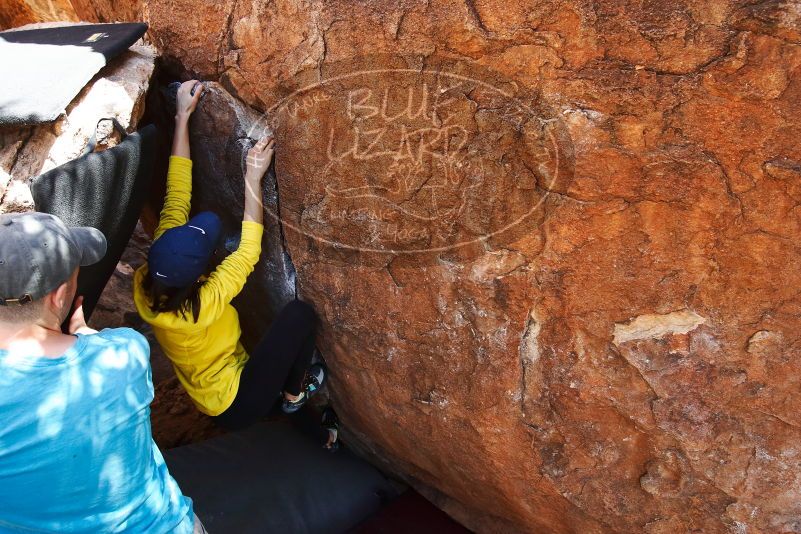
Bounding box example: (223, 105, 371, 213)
(213, 299, 319, 432)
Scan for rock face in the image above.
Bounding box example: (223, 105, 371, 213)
(0, 0, 77, 30)
(66, 1, 801, 532)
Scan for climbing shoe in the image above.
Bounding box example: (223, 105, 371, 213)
(322, 406, 340, 452)
(311, 347, 324, 366)
(281, 363, 327, 414)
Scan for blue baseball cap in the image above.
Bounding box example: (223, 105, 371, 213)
(148, 211, 222, 288)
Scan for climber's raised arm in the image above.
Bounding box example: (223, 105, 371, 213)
(171, 80, 202, 159)
(154, 80, 204, 240)
(198, 136, 274, 318)
(243, 136, 274, 226)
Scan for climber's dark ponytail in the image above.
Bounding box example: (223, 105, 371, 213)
(142, 270, 203, 323)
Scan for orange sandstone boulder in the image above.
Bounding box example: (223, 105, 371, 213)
(0, 0, 77, 30)
(72, 1, 801, 532)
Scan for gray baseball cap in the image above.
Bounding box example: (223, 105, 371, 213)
(0, 212, 107, 305)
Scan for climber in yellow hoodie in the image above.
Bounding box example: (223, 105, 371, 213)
(133, 80, 337, 446)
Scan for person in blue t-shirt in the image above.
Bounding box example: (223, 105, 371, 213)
(0, 212, 204, 533)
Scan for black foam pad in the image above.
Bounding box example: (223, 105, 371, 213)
(0, 23, 147, 58)
(163, 421, 394, 533)
(31, 124, 157, 319)
(0, 23, 148, 125)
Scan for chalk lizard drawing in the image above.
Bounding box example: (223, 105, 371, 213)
(252, 65, 566, 254)
(323, 83, 487, 222)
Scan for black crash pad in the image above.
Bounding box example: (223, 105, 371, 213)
(163, 421, 394, 534)
(31, 124, 157, 320)
(351, 490, 472, 533)
(0, 22, 147, 125)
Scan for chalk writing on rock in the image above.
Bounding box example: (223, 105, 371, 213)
(250, 62, 573, 262)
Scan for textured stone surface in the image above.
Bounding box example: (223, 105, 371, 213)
(0, 0, 77, 30)
(68, 0, 142, 26)
(74, 1, 801, 532)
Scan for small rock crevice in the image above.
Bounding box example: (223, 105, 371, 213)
(518, 307, 542, 419)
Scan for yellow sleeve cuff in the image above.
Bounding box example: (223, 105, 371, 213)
(168, 156, 193, 182)
(169, 155, 193, 167)
(240, 221, 264, 249)
(241, 220, 265, 232)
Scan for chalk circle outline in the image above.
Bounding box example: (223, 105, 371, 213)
(246, 65, 563, 256)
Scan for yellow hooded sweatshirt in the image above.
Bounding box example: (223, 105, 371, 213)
(133, 156, 264, 416)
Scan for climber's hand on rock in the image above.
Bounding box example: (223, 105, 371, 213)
(245, 135, 275, 182)
(176, 80, 204, 119)
(243, 136, 272, 224)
